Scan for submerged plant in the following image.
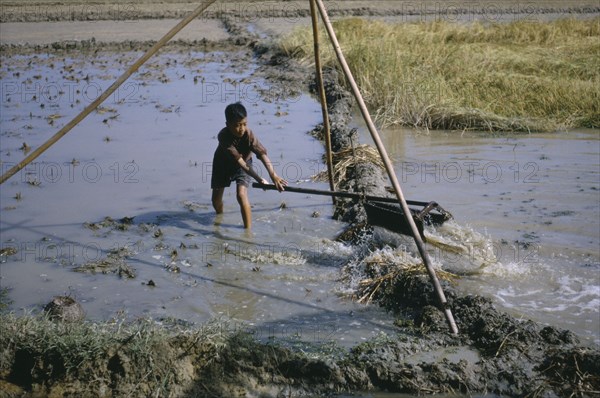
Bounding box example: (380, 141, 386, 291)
(0, 288, 12, 312)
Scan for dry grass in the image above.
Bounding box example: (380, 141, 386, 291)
(0, 313, 231, 396)
(313, 144, 385, 189)
(354, 252, 459, 305)
(281, 18, 600, 132)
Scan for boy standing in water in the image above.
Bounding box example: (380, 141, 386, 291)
(211, 102, 287, 229)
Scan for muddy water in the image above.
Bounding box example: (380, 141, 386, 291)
(2, 49, 598, 349)
(357, 126, 600, 344)
(0, 49, 396, 347)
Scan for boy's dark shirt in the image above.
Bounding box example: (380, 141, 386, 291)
(213, 127, 267, 177)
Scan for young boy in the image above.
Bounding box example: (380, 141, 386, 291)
(211, 102, 287, 229)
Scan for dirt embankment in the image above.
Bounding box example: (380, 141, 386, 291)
(1, 3, 599, 398)
(297, 26, 600, 397)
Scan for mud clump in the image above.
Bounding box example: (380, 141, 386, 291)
(337, 255, 599, 396)
(73, 246, 137, 279)
(43, 296, 85, 322)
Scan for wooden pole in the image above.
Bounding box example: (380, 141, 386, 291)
(313, 0, 458, 335)
(0, 0, 218, 185)
(253, 182, 439, 207)
(309, 0, 336, 203)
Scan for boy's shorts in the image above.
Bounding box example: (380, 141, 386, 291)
(211, 158, 252, 189)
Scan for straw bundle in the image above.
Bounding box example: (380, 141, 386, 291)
(313, 144, 385, 189)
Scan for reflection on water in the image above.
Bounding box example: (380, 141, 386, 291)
(357, 125, 600, 344)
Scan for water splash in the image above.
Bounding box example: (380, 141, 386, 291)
(424, 221, 498, 275)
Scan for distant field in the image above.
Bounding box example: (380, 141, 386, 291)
(3, 0, 599, 5)
(282, 17, 600, 132)
(1, 1, 599, 22)
(2, 0, 599, 132)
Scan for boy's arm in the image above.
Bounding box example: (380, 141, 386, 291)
(258, 154, 287, 192)
(236, 158, 269, 185)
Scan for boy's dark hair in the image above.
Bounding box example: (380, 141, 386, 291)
(225, 102, 247, 124)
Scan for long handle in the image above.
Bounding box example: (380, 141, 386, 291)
(314, 0, 458, 334)
(309, 0, 336, 203)
(0, 0, 218, 185)
(252, 183, 432, 207)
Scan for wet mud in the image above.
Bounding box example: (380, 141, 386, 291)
(1, 3, 599, 398)
(297, 36, 599, 396)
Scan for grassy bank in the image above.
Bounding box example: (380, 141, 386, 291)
(0, 314, 228, 397)
(0, 313, 348, 397)
(2, 301, 598, 397)
(281, 18, 600, 132)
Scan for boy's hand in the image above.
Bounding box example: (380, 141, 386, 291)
(272, 175, 288, 192)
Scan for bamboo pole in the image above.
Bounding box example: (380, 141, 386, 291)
(313, 0, 458, 335)
(0, 0, 218, 185)
(309, 0, 336, 203)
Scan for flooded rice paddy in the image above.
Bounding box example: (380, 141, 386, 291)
(1, 48, 598, 349)
(0, 49, 397, 347)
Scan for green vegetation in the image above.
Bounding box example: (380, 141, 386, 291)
(0, 288, 12, 312)
(0, 313, 346, 397)
(0, 313, 230, 396)
(281, 18, 600, 132)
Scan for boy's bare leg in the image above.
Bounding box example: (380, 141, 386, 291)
(212, 188, 224, 214)
(236, 185, 252, 229)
